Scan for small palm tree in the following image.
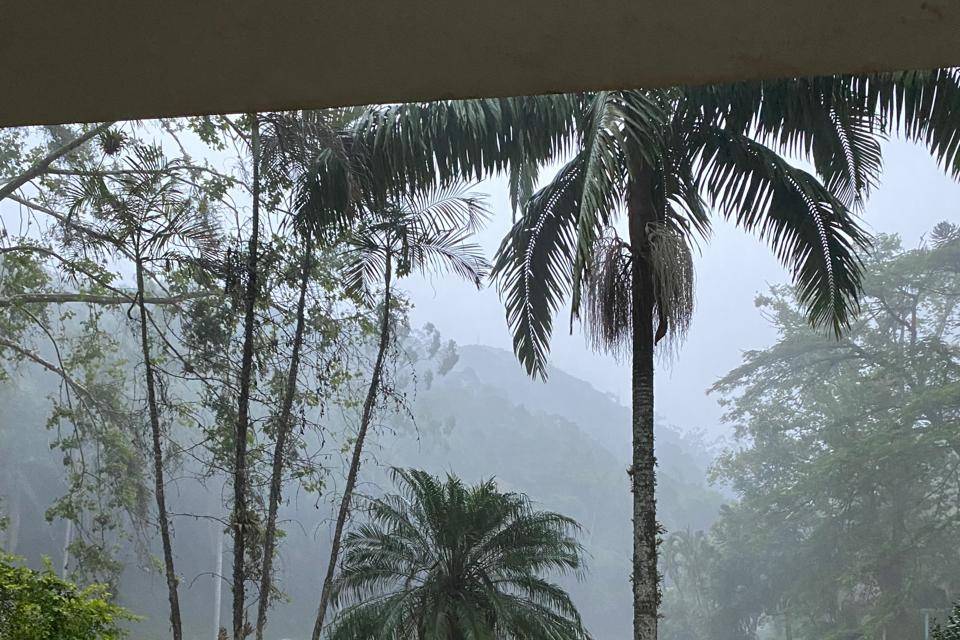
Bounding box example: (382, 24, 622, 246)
(311, 185, 491, 639)
(325, 468, 590, 640)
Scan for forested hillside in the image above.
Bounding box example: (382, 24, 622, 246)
(0, 326, 723, 639)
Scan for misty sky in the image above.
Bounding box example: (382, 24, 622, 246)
(5, 130, 955, 441)
(403, 140, 960, 439)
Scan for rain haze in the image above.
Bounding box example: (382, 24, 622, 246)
(2, 82, 960, 640)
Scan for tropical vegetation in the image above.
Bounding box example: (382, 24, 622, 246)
(326, 469, 588, 640)
(1, 67, 960, 640)
(0, 553, 134, 640)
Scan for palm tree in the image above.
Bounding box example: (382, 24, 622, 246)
(491, 73, 960, 639)
(310, 185, 490, 640)
(325, 468, 589, 640)
(296, 69, 960, 640)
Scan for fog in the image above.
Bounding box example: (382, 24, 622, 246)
(405, 140, 959, 432)
(2, 103, 959, 640)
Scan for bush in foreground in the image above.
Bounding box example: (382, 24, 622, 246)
(0, 552, 135, 640)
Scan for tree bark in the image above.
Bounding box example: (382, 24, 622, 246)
(214, 521, 225, 640)
(233, 114, 261, 640)
(311, 255, 393, 640)
(0, 122, 115, 202)
(255, 237, 312, 640)
(879, 484, 913, 639)
(135, 253, 183, 640)
(61, 518, 73, 577)
(628, 166, 659, 640)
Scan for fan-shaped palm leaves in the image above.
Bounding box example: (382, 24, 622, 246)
(311, 184, 490, 640)
(325, 468, 589, 640)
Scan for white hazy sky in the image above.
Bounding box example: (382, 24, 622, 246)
(402, 140, 960, 438)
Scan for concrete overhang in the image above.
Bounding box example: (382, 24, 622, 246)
(4, 0, 960, 127)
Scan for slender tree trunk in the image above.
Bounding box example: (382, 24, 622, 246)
(879, 485, 912, 639)
(311, 256, 393, 640)
(233, 114, 261, 640)
(0, 122, 115, 202)
(214, 522, 225, 640)
(255, 237, 313, 640)
(6, 479, 21, 554)
(61, 518, 73, 577)
(135, 253, 183, 640)
(628, 166, 659, 640)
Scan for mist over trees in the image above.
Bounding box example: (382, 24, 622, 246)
(2, 69, 960, 640)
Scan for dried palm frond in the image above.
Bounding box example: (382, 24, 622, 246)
(648, 222, 695, 358)
(583, 224, 695, 362)
(584, 232, 633, 360)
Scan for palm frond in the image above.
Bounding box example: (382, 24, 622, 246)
(493, 161, 581, 379)
(297, 94, 579, 242)
(568, 92, 630, 317)
(684, 70, 960, 204)
(692, 125, 869, 332)
(406, 229, 490, 288)
(326, 469, 588, 640)
(399, 182, 490, 235)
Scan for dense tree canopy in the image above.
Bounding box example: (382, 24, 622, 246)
(688, 225, 960, 639)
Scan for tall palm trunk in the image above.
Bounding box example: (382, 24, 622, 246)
(628, 167, 659, 640)
(255, 236, 313, 640)
(311, 255, 393, 640)
(135, 252, 183, 640)
(233, 114, 261, 640)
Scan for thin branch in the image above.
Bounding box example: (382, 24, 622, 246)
(0, 291, 216, 307)
(0, 123, 115, 202)
(0, 336, 93, 400)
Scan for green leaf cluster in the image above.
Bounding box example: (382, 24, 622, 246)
(0, 553, 136, 640)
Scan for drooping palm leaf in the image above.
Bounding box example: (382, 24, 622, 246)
(690, 125, 869, 332)
(493, 159, 582, 378)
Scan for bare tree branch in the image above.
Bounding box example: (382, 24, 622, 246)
(0, 123, 115, 202)
(0, 336, 92, 400)
(0, 291, 216, 307)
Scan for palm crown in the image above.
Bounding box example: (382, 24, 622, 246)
(340, 183, 491, 301)
(294, 70, 960, 377)
(493, 82, 892, 376)
(326, 468, 590, 640)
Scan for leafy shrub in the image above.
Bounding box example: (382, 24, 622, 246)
(933, 603, 960, 640)
(0, 553, 135, 639)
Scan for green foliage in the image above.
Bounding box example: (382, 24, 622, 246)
(707, 224, 960, 638)
(933, 603, 960, 640)
(0, 553, 135, 640)
(327, 468, 590, 640)
(285, 72, 960, 379)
